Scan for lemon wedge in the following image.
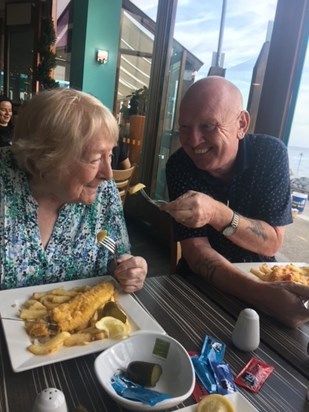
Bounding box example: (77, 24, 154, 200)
(97, 230, 107, 243)
(95, 316, 129, 339)
(197, 394, 235, 412)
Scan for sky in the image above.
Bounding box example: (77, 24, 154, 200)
(131, 0, 309, 149)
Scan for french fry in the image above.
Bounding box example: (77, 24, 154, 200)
(20, 308, 48, 320)
(40, 295, 72, 309)
(94, 332, 107, 340)
(32, 288, 67, 300)
(249, 268, 268, 280)
(23, 300, 46, 310)
(64, 333, 93, 347)
(28, 331, 71, 355)
(260, 263, 272, 275)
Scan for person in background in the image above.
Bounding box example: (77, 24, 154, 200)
(0, 96, 14, 147)
(112, 137, 131, 169)
(162, 76, 309, 328)
(0, 88, 147, 291)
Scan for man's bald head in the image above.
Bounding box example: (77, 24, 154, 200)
(181, 76, 244, 118)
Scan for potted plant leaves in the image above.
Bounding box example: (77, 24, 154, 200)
(126, 86, 148, 167)
(127, 86, 148, 116)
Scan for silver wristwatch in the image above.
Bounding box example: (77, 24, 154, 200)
(222, 212, 240, 237)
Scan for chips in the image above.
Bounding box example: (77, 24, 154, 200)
(250, 263, 309, 285)
(19, 282, 130, 355)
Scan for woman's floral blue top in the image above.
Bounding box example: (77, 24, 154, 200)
(0, 148, 131, 289)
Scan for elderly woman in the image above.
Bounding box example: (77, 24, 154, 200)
(0, 88, 147, 291)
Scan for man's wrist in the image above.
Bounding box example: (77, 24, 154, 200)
(221, 212, 240, 237)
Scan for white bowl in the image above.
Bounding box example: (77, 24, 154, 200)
(94, 332, 195, 411)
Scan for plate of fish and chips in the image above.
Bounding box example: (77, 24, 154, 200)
(233, 262, 309, 286)
(0, 276, 165, 372)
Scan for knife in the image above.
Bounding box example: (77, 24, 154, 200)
(0, 316, 57, 327)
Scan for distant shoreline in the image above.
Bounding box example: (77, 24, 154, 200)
(288, 146, 309, 179)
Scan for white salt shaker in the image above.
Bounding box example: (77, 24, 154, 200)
(232, 308, 260, 352)
(32, 388, 68, 412)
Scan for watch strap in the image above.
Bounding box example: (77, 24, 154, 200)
(222, 212, 240, 237)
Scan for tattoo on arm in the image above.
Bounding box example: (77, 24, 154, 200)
(247, 219, 268, 241)
(194, 258, 221, 283)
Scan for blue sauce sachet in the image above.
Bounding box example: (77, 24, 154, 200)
(210, 361, 238, 395)
(191, 335, 228, 394)
(191, 354, 217, 394)
(200, 335, 226, 363)
(111, 372, 173, 406)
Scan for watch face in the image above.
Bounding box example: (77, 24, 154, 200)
(222, 226, 235, 237)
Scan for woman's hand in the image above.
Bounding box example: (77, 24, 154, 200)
(113, 254, 148, 293)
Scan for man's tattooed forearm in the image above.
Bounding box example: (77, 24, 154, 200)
(194, 258, 221, 283)
(246, 219, 268, 240)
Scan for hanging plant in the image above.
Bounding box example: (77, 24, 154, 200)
(37, 18, 59, 89)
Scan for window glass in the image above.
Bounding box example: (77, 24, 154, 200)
(288, 42, 309, 183)
(118, 10, 154, 104)
(128, 0, 158, 21)
(154, 1, 278, 200)
(115, 2, 158, 182)
(173, 1, 277, 107)
(54, 0, 72, 88)
(7, 27, 34, 103)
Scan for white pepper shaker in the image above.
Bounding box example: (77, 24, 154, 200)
(32, 388, 68, 412)
(232, 308, 260, 352)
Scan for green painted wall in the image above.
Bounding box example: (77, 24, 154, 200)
(70, 0, 122, 110)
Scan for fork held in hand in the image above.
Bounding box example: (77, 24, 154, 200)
(139, 188, 167, 208)
(97, 231, 117, 274)
(97, 231, 116, 255)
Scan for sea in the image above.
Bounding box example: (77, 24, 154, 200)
(287, 146, 309, 178)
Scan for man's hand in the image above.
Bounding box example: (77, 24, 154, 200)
(181, 237, 309, 328)
(162, 190, 284, 257)
(255, 281, 309, 328)
(161, 190, 221, 228)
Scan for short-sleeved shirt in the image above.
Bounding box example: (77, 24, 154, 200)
(166, 134, 292, 263)
(0, 123, 14, 147)
(112, 138, 129, 169)
(0, 147, 131, 289)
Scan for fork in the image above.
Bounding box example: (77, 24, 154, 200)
(97, 231, 117, 255)
(128, 184, 167, 208)
(1, 317, 58, 333)
(138, 188, 167, 208)
(97, 231, 117, 274)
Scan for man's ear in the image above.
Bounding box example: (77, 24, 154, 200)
(237, 110, 250, 139)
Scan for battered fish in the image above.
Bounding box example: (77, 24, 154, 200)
(51, 281, 115, 332)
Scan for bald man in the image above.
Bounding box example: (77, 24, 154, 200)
(162, 76, 309, 328)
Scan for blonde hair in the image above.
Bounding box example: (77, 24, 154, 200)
(12, 88, 119, 177)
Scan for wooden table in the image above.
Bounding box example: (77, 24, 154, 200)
(0, 275, 308, 411)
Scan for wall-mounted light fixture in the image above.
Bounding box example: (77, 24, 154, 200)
(96, 49, 108, 64)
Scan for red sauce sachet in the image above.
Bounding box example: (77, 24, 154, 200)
(234, 357, 274, 393)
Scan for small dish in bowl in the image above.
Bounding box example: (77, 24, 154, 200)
(94, 332, 195, 411)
